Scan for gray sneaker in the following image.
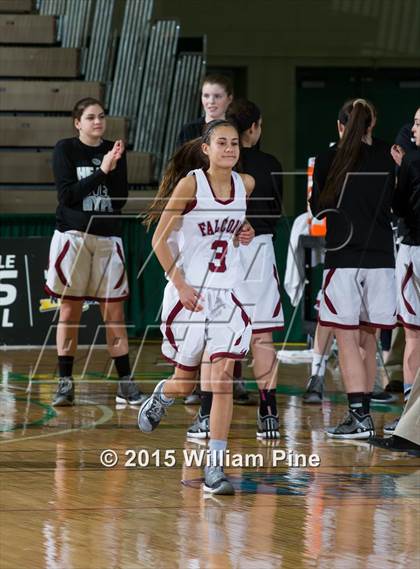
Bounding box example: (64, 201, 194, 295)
(326, 411, 375, 439)
(302, 375, 323, 404)
(383, 416, 400, 435)
(116, 377, 148, 406)
(203, 465, 235, 495)
(138, 380, 174, 433)
(256, 411, 280, 439)
(187, 413, 210, 439)
(52, 377, 74, 406)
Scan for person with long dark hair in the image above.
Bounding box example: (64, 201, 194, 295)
(310, 98, 396, 439)
(139, 120, 255, 494)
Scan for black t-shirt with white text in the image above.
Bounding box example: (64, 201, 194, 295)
(53, 137, 128, 237)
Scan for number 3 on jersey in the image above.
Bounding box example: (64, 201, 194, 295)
(209, 240, 228, 272)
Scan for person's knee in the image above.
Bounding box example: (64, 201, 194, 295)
(212, 369, 233, 395)
(101, 302, 125, 324)
(59, 301, 82, 322)
(405, 329, 420, 342)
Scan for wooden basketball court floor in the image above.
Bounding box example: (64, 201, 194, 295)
(1, 342, 419, 569)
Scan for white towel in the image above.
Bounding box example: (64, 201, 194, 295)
(283, 213, 324, 307)
(276, 349, 314, 363)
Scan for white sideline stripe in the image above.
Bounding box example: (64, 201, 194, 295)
(24, 255, 33, 327)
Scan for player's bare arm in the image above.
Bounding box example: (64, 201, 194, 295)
(152, 175, 204, 311)
(237, 173, 255, 244)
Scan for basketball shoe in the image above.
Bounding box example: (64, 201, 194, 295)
(326, 410, 375, 439)
(256, 410, 280, 439)
(52, 377, 74, 406)
(302, 375, 323, 404)
(187, 412, 210, 439)
(138, 380, 174, 432)
(203, 465, 235, 495)
(371, 390, 397, 404)
(116, 376, 148, 406)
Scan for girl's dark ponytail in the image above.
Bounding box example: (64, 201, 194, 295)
(319, 99, 375, 208)
(143, 138, 207, 228)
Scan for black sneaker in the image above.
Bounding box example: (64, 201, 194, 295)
(369, 435, 420, 453)
(256, 411, 280, 439)
(302, 375, 323, 404)
(52, 377, 74, 406)
(326, 410, 375, 439)
(116, 376, 148, 406)
(371, 390, 397, 404)
(385, 380, 404, 393)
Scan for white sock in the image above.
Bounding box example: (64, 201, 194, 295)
(311, 353, 328, 378)
(209, 439, 227, 466)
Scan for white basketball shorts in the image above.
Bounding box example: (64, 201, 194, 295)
(396, 244, 420, 330)
(161, 283, 252, 370)
(45, 230, 129, 301)
(318, 267, 396, 329)
(235, 235, 284, 334)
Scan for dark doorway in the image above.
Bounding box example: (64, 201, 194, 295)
(295, 67, 420, 212)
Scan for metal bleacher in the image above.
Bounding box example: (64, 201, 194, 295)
(0, 0, 206, 214)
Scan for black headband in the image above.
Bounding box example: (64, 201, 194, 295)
(202, 119, 237, 142)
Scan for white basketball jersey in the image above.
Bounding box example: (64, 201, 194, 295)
(179, 168, 247, 289)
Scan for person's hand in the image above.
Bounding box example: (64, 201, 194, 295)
(100, 150, 118, 174)
(391, 144, 405, 167)
(100, 140, 124, 174)
(237, 221, 255, 245)
(113, 139, 125, 160)
(177, 283, 204, 312)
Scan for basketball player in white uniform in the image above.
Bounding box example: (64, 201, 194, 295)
(187, 99, 284, 440)
(138, 120, 255, 495)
